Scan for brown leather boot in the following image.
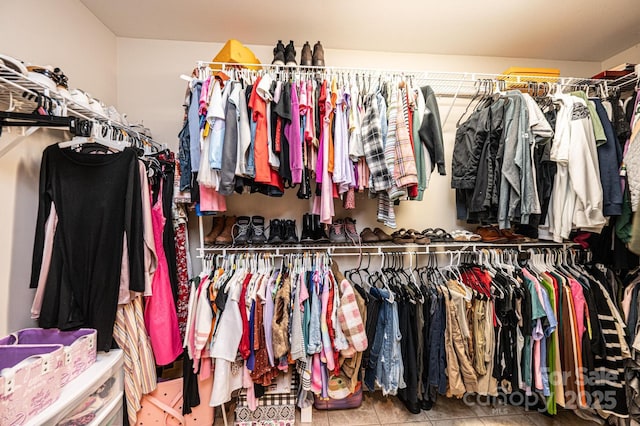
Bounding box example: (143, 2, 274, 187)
(204, 216, 225, 244)
(300, 41, 312, 66)
(215, 216, 236, 245)
(312, 41, 325, 67)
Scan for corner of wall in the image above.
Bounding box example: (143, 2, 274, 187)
(601, 43, 640, 71)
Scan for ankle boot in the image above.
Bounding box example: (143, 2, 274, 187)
(300, 42, 312, 67)
(284, 40, 297, 66)
(268, 219, 284, 244)
(204, 215, 225, 244)
(283, 219, 299, 244)
(215, 216, 236, 245)
(300, 214, 314, 243)
(312, 41, 325, 67)
(313, 214, 330, 243)
(272, 40, 285, 66)
(250, 215, 268, 244)
(329, 219, 347, 243)
(233, 216, 251, 245)
(344, 217, 360, 244)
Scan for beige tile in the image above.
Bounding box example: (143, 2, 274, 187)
(555, 410, 601, 425)
(431, 419, 485, 426)
(425, 396, 479, 421)
(523, 414, 563, 426)
(372, 394, 431, 424)
(466, 395, 526, 418)
(386, 423, 432, 426)
(327, 393, 380, 425)
(479, 416, 536, 425)
(297, 407, 330, 425)
(522, 408, 600, 425)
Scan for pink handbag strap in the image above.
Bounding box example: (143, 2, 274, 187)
(143, 393, 185, 424)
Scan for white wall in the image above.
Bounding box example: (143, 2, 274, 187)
(117, 38, 602, 150)
(0, 0, 117, 335)
(116, 37, 602, 269)
(601, 42, 640, 70)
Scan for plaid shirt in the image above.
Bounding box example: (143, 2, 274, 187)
(361, 94, 392, 192)
(338, 278, 368, 352)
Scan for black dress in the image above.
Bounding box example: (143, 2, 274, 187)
(30, 145, 145, 351)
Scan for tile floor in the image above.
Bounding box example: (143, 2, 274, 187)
(215, 393, 598, 425)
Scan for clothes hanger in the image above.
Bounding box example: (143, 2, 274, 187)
(456, 79, 483, 127)
(58, 121, 127, 152)
(370, 252, 394, 302)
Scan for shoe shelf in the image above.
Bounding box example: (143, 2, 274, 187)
(196, 241, 576, 257)
(0, 62, 165, 156)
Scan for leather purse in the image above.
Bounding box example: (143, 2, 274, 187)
(136, 376, 214, 426)
(313, 381, 363, 410)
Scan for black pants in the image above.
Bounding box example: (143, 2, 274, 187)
(398, 299, 418, 407)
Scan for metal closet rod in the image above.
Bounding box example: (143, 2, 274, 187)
(196, 61, 615, 88)
(197, 242, 575, 258)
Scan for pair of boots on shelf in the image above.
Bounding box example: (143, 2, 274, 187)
(204, 215, 235, 245)
(272, 40, 325, 67)
(232, 216, 268, 245)
(329, 217, 360, 244)
(300, 213, 330, 243)
(267, 218, 299, 244)
(234, 216, 301, 245)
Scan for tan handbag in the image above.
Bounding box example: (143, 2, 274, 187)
(136, 376, 214, 425)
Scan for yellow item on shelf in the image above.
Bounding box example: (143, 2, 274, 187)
(498, 67, 560, 91)
(211, 39, 261, 70)
(503, 66, 560, 77)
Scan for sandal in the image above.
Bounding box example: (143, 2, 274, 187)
(432, 228, 454, 242)
(450, 229, 482, 242)
(411, 229, 431, 245)
(392, 228, 414, 244)
(421, 228, 436, 241)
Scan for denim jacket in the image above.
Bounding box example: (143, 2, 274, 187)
(307, 269, 323, 355)
(364, 287, 404, 395)
(376, 297, 404, 395)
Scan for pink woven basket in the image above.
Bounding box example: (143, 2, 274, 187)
(0, 328, 97, 386)
(0, 344, 64, 425)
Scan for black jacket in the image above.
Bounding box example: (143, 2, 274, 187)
(418, 86, 446, 175)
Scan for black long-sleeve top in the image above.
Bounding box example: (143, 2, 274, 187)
(30, 145, 145, 351)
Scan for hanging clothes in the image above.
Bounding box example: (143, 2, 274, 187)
(144, 181, 183, 366)
(30, 145, 146, 351)
(179, 69, 445, 228)
(183, 252, 369, 410)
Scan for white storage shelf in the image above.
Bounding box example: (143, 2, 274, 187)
(25, 349, 124, 426)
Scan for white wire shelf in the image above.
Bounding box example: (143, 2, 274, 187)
(194, 61, 637, 98)
(197, 241, 576, 257)
(0, 62, 165, 149)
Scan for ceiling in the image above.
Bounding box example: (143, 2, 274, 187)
(80, 0, 640, 62)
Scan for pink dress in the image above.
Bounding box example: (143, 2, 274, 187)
(144, 185, 183, 365)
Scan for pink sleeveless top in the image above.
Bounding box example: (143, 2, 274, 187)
(144, 184, 183, 365)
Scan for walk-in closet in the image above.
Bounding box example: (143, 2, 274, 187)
(1, 1, 640, 425)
